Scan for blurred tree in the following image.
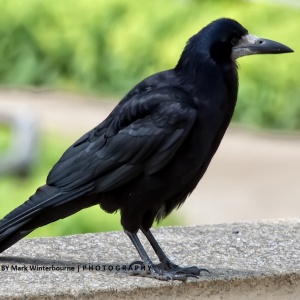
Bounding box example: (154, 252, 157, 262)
(0, 0, 299, 237)
(0, 0, 298, 129)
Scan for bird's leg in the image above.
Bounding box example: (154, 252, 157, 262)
(141, 229, 207, 275)
(125, 230, 198, 281)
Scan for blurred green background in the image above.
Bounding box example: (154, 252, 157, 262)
(0, 0, 299, 237)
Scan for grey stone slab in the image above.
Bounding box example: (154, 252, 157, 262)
(1, 220, 300, 299)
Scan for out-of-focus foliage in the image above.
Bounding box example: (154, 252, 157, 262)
(0, 132, 177, 238)
(0, 124, 11, 154)
(0, 0, 299, 129)
(0, 0, 299, 130)
(0, 0, 298, 237)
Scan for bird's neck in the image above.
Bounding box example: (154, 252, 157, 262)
(175, 52, 238, 101)
(174, 49, 208, 83)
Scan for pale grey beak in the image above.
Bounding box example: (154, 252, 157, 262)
(232, 34, 293, 59)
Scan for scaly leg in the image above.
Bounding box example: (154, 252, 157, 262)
(125, 230, 199, 281)
(142, 228, 206, 275)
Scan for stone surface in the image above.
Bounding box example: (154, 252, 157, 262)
(1, 220, 300, 299)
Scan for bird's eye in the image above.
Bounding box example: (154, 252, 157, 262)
(231, 37, 239, 46)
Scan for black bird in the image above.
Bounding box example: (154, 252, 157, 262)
(0, 18, 293, 280)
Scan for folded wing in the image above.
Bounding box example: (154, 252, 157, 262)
(47, 87, 197, 192)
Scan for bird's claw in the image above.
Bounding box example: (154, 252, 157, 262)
(128, 260, 207, 281)
(149, 265, 199, 281)
(128, 260, 150, 276)
(157, 260, 208, 276)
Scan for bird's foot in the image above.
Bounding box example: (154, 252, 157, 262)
(128, 260, 150, 276)
(128, 260, 208, 281)
(156, 259, 209, 276)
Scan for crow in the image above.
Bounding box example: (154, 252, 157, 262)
(0, 18, 293, 280)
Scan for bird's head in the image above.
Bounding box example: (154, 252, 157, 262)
(178, 18, 293, 66)
(205, 18, 293, 62)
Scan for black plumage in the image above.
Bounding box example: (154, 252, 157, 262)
(0, 18, 293, 280)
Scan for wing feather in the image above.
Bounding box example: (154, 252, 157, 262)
(47, 87, 197, 192)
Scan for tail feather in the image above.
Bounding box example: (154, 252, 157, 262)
(0, 184, 95, 253)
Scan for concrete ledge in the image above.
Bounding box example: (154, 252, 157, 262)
(1, 220, 300, 299)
